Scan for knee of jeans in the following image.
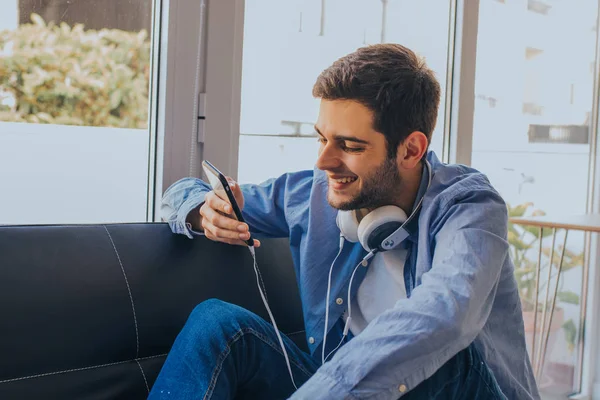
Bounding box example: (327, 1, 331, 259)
(187, 299, 249, 331)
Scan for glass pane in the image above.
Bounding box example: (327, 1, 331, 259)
(0, 0, 156, 224)
(471, 0, 597, 396)
(238, 0, 451, 183)
(238, 135, 319, 184)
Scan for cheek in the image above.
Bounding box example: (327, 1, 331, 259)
(346, 161, 371, 180)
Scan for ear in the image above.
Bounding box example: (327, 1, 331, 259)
(397, 131, 428, 169)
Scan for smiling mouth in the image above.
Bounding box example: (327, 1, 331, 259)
(329, 176, 358, 190)
(333, 177, 357, 184)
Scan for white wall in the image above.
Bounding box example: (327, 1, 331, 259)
(0, 122, 149, 225)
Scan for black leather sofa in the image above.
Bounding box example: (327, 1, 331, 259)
(0, 223, 306, 400)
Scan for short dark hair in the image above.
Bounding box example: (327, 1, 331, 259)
(312, 44, 441, 158)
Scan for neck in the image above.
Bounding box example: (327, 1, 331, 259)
(395, 161, 424, 214)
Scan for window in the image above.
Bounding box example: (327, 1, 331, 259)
(471, 0, 598, 395)
(0, 0, 159, 224)
(236, 0, 452, 184)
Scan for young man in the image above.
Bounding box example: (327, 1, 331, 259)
(150, 44, 539, 399)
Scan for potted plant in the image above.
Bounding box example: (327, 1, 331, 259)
(507, 203, 582, 384)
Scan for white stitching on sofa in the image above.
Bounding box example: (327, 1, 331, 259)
(135, 359, 150, 393)
(0, 354, 168, 384)
(104, 226, 140, 357)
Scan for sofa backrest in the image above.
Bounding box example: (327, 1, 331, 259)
(0, 223, 305, 400)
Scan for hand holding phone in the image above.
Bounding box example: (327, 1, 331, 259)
(199, 160, 259, 247)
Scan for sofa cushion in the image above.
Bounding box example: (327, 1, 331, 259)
(0, 223, 305, 399)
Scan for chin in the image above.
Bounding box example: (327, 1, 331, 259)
(326, 193, 357, 211)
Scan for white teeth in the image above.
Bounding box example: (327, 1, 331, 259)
(334, 177, 357, 183)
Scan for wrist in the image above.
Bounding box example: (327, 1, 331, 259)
(186, 202, 204, 231)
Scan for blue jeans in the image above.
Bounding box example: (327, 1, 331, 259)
(149, 299, 507, 399)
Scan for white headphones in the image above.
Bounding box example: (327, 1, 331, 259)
(336, 206, 408, 252)
(335, 159, 433, 254)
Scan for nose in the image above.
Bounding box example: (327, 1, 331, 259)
(315, 142, 342, 171)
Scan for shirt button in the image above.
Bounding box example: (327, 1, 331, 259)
(336, 298, 344, 305)
(309, 337, 315, 344)
(398, 384, 407, 393)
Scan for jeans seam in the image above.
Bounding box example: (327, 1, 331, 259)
(246, 328, 314, 378)
(203, 329, 244, 400)
(202, 327, 314, 400)
(285, 329, 306, 336)
(429, 364, 462, 399)
(471, 363, 504, 399)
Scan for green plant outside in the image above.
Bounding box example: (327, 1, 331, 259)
(0, 14, 151, 128)
(508, 202, 583, 352)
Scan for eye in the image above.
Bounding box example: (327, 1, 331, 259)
(341, 143, 365, 153)
(317, 137, 327, 145)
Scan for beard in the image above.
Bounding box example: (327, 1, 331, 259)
(328, 157, 403, 211)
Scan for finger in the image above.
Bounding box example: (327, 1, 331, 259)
(205, 228, 260, 248)
(205, 191, 233, 215)
(205, 232, 248, 247)
(201, 204, 247, 233)
(203, 218, 248, 242)
(217, 237, 248, 246)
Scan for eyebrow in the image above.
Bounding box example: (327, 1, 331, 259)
(314, 126, 370, 145)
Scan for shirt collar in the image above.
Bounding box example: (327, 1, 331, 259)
(406, 152, 434, 243)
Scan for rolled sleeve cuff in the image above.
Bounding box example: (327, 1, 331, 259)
(186, 222, 205, 237)
(171, 198, 204, 239)
(289, 371, 358, 400)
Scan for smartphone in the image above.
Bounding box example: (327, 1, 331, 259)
(202, 160, 254, 247)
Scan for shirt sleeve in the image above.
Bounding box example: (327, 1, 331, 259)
(290, 189, 509, 399)
(160, 170, 314, 239)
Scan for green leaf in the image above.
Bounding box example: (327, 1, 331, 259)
(508, 224, 520, 238)
(508, 203, 533, 218)
(523, 225, 553, 238)
(562, 319, 577, 352)
(109, 89, 123, 110)
(36, 112, 53, 123)
(30, 14, 46, 28)
(509, 238, 530, 251)
(557, 291, 580, 305)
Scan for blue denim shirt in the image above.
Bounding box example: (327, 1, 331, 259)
(161, 151, 539, 400)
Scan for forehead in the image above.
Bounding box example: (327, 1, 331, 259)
(316, 99, 377, 135)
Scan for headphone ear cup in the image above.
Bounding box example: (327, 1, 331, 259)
(366, 221, 403, 251)
(357, 206, 408, 252)
(336, 210, 360, 243)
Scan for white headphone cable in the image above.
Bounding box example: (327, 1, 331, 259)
(248, 246, 297, 390)
(323, 250, 376, 363)
(322, 235, 345, 365)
